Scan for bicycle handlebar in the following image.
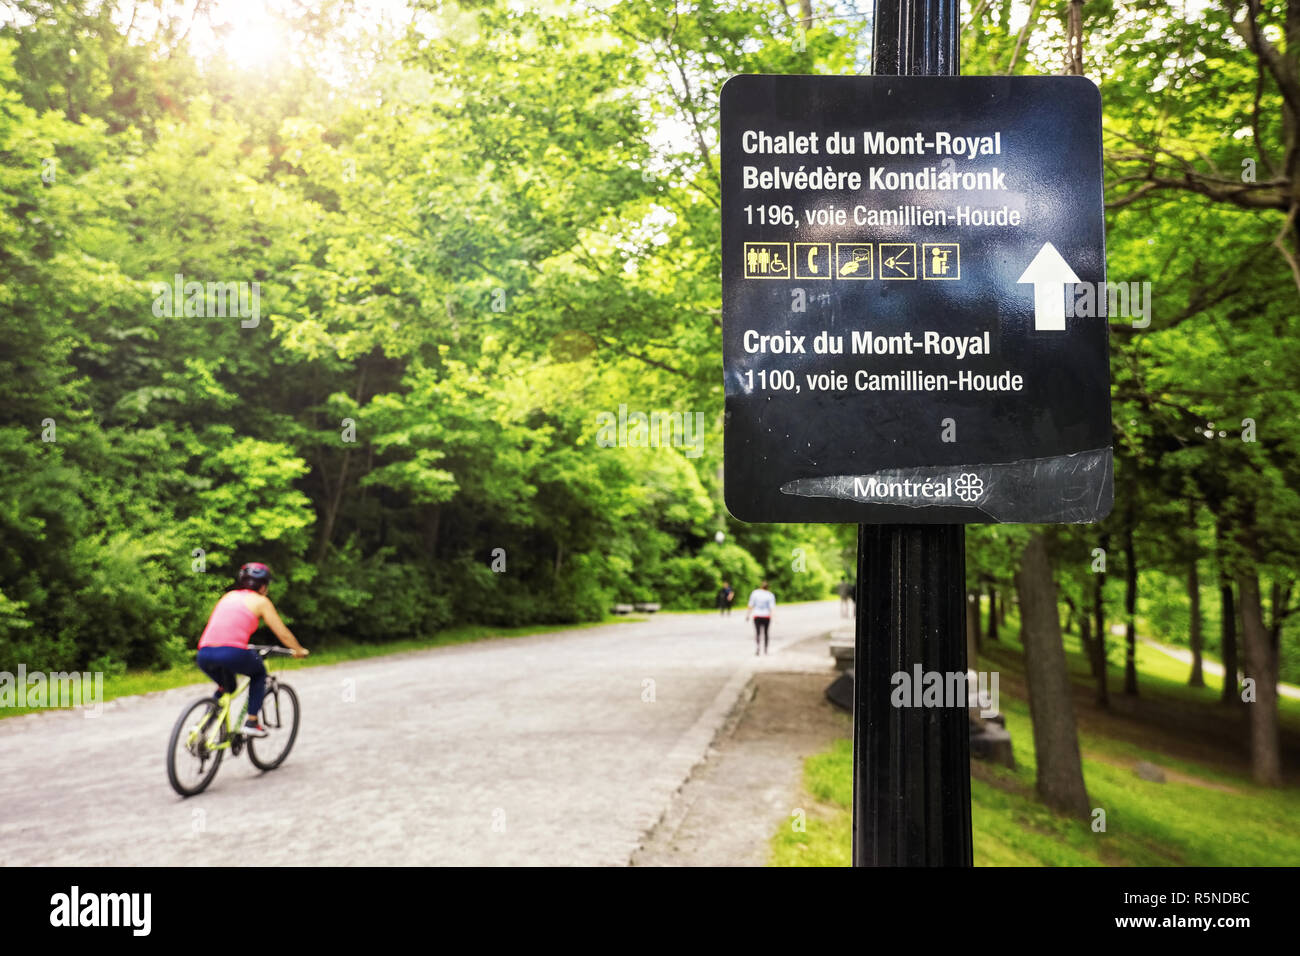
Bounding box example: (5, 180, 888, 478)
(248, 644, 296, 657)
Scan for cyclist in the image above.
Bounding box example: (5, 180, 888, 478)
(196, 562, 308, 737)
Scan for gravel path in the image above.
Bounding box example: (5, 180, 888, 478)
(0, 601, 841, 866)
(632, 635, 849, 867)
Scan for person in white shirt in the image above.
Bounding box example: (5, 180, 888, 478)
(746, 581, 776, 655)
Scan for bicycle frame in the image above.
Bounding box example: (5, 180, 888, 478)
(170, 645, 297, 796)
(188, 684, 242, 754)
(189, 671, 282, 753)
(226, 679, 251, 733)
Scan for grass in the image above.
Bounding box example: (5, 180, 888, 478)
(771, 614, 1300, 866)
(0, 615, 647, 720)
(1056, 619, 1300, 729)
(771, 738, 854, 866)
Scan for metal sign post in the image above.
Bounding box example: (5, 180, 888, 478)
(855, 0, 970, 869)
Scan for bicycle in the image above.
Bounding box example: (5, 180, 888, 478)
(166, 645, 301, 797)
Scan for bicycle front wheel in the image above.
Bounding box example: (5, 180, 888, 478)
(167, 697, 224, 797)
(248, 681, 300, 771)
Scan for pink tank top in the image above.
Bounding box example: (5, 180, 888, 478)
(198, 591, 260, 649)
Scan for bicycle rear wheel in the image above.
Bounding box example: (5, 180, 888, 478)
(167, 697, 224, 797)
(248, 681, 300, 771)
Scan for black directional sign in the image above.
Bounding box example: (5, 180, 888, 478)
(721, 74, 1112, 524)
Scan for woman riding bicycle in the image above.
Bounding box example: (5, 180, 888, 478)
(196, 562, 308, 737)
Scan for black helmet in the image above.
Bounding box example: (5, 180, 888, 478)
(236, 562, 272, 589)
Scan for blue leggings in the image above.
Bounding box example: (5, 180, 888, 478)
(197, 646, 266, 715)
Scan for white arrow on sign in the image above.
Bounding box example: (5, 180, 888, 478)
(1016, 242, 1080, 331)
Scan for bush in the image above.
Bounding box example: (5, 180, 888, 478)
(655, 542, 762, 609)
(290, 542, 452, 644)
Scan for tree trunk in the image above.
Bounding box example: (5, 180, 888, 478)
(1214, 508, 1238, 706)
(1237, 570, 1282, 786)
(1188, 555, 1205, 687)
(986, 584, 999, 642)
(1092, 552, 1109, 708)
(312, 449, 351, 563)
(999, 590, 1007, 626)
(426, 504, 441, 557)
(312, 362, 367, 563)
(1015, 533, 1091, 818)
(1220, 581, 1239, 705)
(1080, 593, 1097, 677)
(1066, 0, 1085, 74)
(1269, 579, 1290, 652)
(1123, 524, 1139, 696)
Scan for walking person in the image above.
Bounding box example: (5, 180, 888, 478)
(746, 580, 775, 655)
(838, 575, 855, 617)
(717, 580, 736, 616)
